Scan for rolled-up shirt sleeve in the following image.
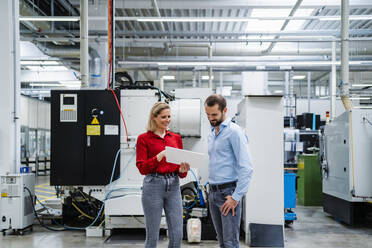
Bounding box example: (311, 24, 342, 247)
(229, 129, 253, 202)
(136, 135, 159, 175)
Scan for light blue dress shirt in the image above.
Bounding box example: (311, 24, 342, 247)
(208, 117, 253, 202)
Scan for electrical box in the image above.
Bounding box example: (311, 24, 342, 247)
(50, 90, 120, 186)
(0, 173, 35, 233)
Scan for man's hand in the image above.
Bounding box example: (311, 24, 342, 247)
(220, 195, 239, 216)
(179, 162, 190, 173)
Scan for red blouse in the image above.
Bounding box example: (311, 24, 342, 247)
(136, 131, 187, 178)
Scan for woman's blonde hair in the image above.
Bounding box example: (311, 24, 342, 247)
(146, 102, 170, 132)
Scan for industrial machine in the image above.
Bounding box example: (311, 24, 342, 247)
(297, 154, 322, 206)
(321, 109, 372, 224)
(50, 87, 212, 235)
(0, 173, 35, 235)
(284, 129, 303, 168)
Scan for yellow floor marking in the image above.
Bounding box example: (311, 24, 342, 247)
(35, 189, 56, 195)
(36, 183, 49, 187)
(39, 196, 57, 203)
(36, 194, 49, 199)
(35, 185, 52, 189)
(38, 185, 53, 188)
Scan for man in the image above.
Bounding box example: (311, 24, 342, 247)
(204, 94, 253, 248)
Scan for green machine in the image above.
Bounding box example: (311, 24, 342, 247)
(297, 154, 322, 206)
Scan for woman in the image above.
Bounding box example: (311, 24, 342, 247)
(136, 102, 190, 248)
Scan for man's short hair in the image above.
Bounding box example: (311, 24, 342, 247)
(204, 94, 226, 111)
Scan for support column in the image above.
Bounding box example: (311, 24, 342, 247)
(340, 0, 352, 110)
(0, 0, 20, 174)
(307, 72, 311, 112)
(285, 71, 289, 117)
(80, 0, 89, 87)
(219, 72, 223, 94)
(177, 69, 180, 88)
(208, 45, 213, 88)
(331, 40, 337, 119)
(198, 71, 202, 87)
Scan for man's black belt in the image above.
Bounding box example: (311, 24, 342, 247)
(210, 181, 237, 191)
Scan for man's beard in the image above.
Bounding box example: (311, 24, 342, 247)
(210, 116, 224, 127)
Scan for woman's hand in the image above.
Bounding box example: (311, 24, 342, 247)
(179, 162, 190, 173)
(156, 150, 166, 162)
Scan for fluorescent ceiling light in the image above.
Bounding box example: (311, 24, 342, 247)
(274, 90, 283, 93)
(349, 15, 372, 20)
(29, 80, 81, 87)
(162, 75, 175, 80)
(318, 16, 372, 21)
(354, 106, 372, 109)
(119, 60, 371, 67)
(286, 9, 314, 31)
(19, 16, 80, 22)
(202, 75, 214, 80)
(29, 83, 63, 87)
(60, 80, 81, 85)
(21, 61, 60, 65)
(130, 15, 372, 22)
(352, 84, 372, 87)
(25, 65, 69, 71)
(292, 75, 306, 80)
(349, 97, 371, 100)
(136, 17, 259, 22)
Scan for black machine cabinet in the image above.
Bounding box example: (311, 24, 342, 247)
(51, 90, 120, 186)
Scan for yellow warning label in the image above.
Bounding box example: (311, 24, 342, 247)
(91, 117, 99, 125)
(1, 193, 8, 198)
(87, 125, 101, 136)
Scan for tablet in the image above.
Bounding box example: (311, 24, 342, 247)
(165, 146, 206, 167)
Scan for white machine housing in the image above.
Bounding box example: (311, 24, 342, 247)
(323, 109, 372, 202)
(0, 173, 35, 232)
(104, 88, 211, 230)
(237, 96, 284, 246)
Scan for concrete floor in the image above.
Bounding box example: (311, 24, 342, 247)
(1, 176, 372, 248)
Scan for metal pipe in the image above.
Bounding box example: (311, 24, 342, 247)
(192, 70, 196, 88)
(220, 72, 223, 94)
(285, 71, 289, 117)
(112, 0, 116, 88)
(289, 71, 295, 127)
(51, 0, 54, 32)
(151, 0, 165, 31)
(198, 71, 202, 87)
(307, 72, 311, 112)
(340, 0, 352, 110)
(20, 29, 372, 37)
(177, 69, 180, 88)
(12, 0, 21, 174)
(22, 36, 372, 43)
(331, 41, 337, 119)
(208, 45, 213, 88)
(57, 0, 79, 16)
(80, 0, 89, 88)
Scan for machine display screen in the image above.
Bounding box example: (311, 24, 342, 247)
(63, 97, 75, 105)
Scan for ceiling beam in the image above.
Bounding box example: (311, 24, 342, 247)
(76, 0, 372, 9)
(263, 0, 303, 54)
(19, 29, 372, 37)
